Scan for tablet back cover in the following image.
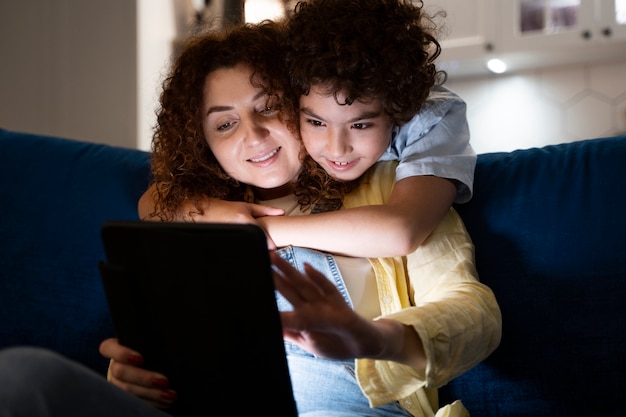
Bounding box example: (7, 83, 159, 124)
(99, 221, 297, 416)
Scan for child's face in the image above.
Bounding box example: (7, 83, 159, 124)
(299, 85, 394, 181)
(201, 63, 302, 199)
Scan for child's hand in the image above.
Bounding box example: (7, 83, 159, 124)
(198, 199, 284, 249)
(164, 198, 284, 249)
(178, 198, 283, 223)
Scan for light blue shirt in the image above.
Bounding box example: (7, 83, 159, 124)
(380, 85, 475, 203)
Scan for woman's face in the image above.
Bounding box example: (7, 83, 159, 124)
(299, 84, 394, 181)
(202, 63, 302, 200)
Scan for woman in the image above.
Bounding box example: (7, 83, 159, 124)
(108, 19, 501, 416)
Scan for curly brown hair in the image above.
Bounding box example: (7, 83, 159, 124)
(150, 21, 283, 219)
(283, 0, 446, 125)
(279, 0, 447, 206)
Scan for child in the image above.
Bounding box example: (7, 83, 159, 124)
(255, 0, 475, 257)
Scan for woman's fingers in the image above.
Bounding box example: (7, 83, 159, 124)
(302, 262, 343, 295)
(99, 337, 142, 365)
(270, 251, 347, 307)
(99, 338, 177, 408)
(108, 363, 176, 408)
(271, 252, 325, 303)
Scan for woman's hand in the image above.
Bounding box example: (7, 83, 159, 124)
(270, 252, 426, 368)
(99, 338, 178, 409)
(270, 251, 386, 359)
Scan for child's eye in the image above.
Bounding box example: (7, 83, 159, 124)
(306, 119, 324, 127)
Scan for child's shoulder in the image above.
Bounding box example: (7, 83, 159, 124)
(394, 85, 465, 137)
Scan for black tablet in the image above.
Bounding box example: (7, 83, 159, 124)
(99, 221, 297, 416)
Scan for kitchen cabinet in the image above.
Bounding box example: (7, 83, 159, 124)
(500, 0, 626, 50)
(426, 0, 496, 61)
(430, 0, 626, 79)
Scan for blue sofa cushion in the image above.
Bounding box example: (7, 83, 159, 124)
(446, 136, 626, 416)
(0, 129, 151, 374)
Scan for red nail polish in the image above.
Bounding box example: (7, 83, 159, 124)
(152, 377, 169, 388)
(160, 390, 178, 402)
(128, 354, 144, 366)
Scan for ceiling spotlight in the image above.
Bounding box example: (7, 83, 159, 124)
(486, 59, 507, 74)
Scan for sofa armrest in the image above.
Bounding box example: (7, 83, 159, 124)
(0, 129, 151, 374)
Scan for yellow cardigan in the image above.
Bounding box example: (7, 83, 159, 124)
(344, 162, 502, 417)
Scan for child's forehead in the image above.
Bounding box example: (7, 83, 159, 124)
(300, 89, 385, 121)
(306, 83, 378, 105)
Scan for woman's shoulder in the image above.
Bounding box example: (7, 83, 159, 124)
(343, 161, 398, 208)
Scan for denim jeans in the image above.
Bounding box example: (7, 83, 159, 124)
(0, 346, 169, 417)
(276, 246, 411, 417)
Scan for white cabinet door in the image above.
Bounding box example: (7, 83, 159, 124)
(426, 0, 497, 58)
(596, 0, 626, 41)
(425, 0, 497, 77)
(426, 0, 626, 78)
(500, 0, 626, 50)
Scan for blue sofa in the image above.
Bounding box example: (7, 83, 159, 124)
(0, 128, 624, 416)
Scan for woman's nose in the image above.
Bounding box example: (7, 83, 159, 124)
(243, 118, 270, 146)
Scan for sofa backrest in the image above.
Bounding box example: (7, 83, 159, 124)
(446, 135, 626, 416)
(0, 129, 151, 374)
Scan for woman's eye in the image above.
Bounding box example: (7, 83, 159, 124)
(216, 121, 234, 132)
(260, 94, 282, 115)
(260, 105, 280, 115)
